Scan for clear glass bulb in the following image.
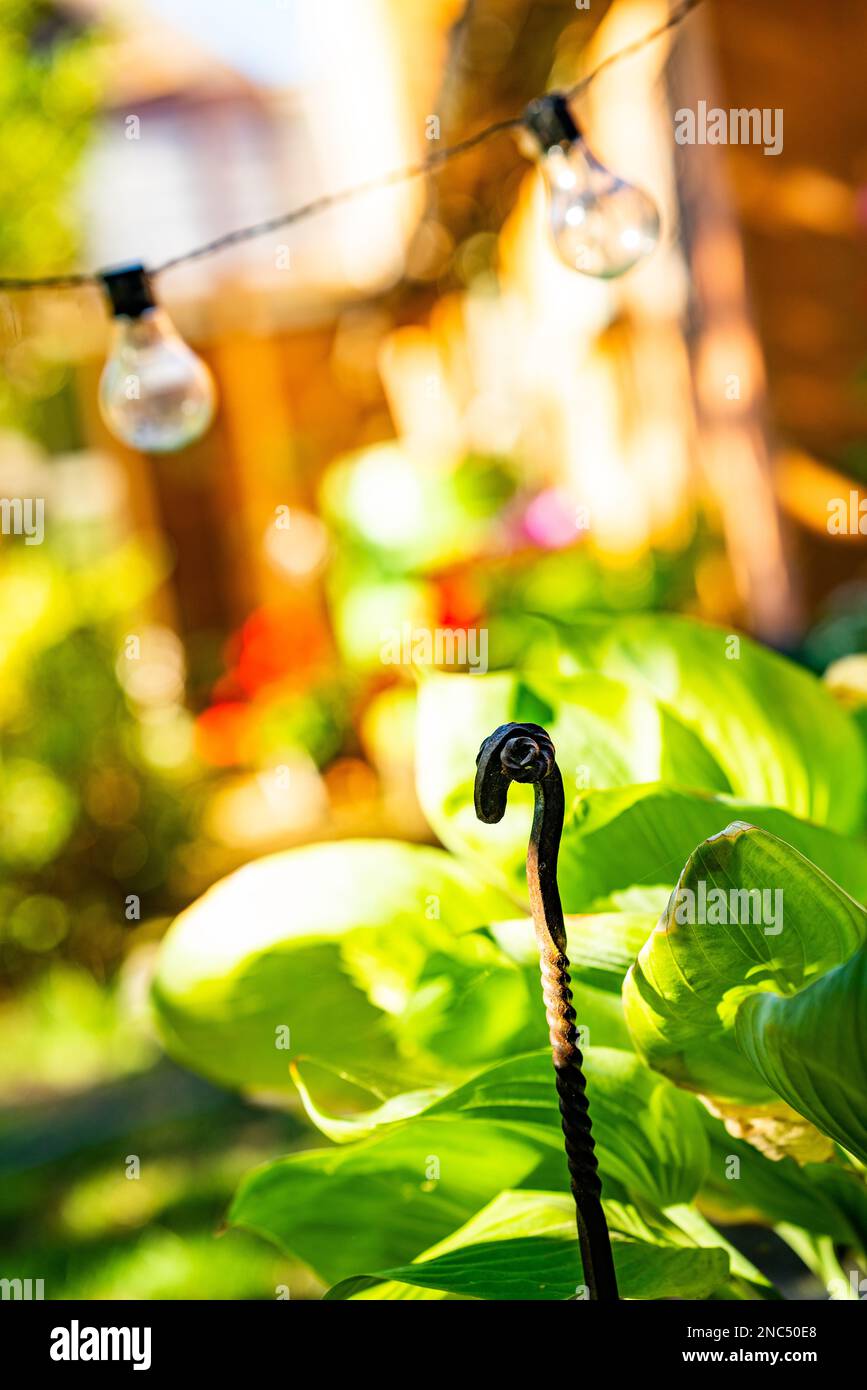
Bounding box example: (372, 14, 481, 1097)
(99, 307, 216, 453)
(541, 140, 660, 278)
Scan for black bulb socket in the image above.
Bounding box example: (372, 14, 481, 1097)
(523, 92, 582, 154)
(101, 264, 157, 319)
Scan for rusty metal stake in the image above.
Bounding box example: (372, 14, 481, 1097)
(475, 721, 619, 1301)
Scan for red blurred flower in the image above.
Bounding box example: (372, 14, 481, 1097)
(234, 601, 332, 698)
(436, 573, 485, 630)
(195, 702, 251, 767)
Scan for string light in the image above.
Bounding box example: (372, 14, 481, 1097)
(0, 0, 703, 453)
(522, 94, 660, 277)
(99, 266, 216, 453)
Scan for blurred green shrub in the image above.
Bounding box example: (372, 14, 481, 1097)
(0, 0, 101, 427)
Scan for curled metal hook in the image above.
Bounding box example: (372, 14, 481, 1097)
(475, 722, 619, 1301)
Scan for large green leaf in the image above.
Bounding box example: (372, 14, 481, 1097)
(230, 1046, 714, 1292)
(623, 824, 867, 1132)
(324, 1190, 730, 1301)
(699, 1113, 867, 1255)
(292, 1049, 708, 1207)
(558, 784, 867, 912)
(151, 840, 515, 1095)
(340, 919, 542, 1067)
(229, 1119, 548, 1282)
(736, 945, 867, 1163)
(547, 613, 867, 832)
(341, 910, 636, 1074)
(416, 661, 867, 914)
(491, 912, 655, 993)
(289, 1058, 448, 1144)
(424, 1048, 709, 1207)
(416, 668, 729, 900)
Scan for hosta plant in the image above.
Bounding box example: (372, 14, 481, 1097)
(152, 614, 867, 1299)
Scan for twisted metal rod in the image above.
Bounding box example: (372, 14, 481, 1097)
(475, 721, 618, 1301)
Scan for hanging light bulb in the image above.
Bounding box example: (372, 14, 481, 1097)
(522, 93, 660, 278)
(98, 265, 216, 452)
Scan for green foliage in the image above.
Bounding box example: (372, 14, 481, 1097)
(0, 0, 101, 429)
(153, 613, 867, 1298)
(699, 1114, 867, 1257)
(0, 1, 100, 275)
(548, 613, 866, 831)
(416, 616, 867, 904)
(556, 784, 867, 912)
(231, 1119, 547, 1284)
(735, 945, 867, 1163)
(416, 667, 729, 902)
(624, 824, 867, 1117)
(0, 543, 204, 980)
(284, 1048, 708, 1205)
(0, 7, 179, 983)
(325, 1191, 731, 1301)
(152, 840, 518, 1095)
(0, 962, 314, 1300)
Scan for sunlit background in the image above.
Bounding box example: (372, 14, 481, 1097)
(1, 0, 866, 1298)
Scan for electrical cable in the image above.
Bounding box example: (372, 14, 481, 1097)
(0, 0, 703, 291)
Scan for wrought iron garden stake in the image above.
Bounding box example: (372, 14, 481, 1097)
(475, 722, 619, 1301)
